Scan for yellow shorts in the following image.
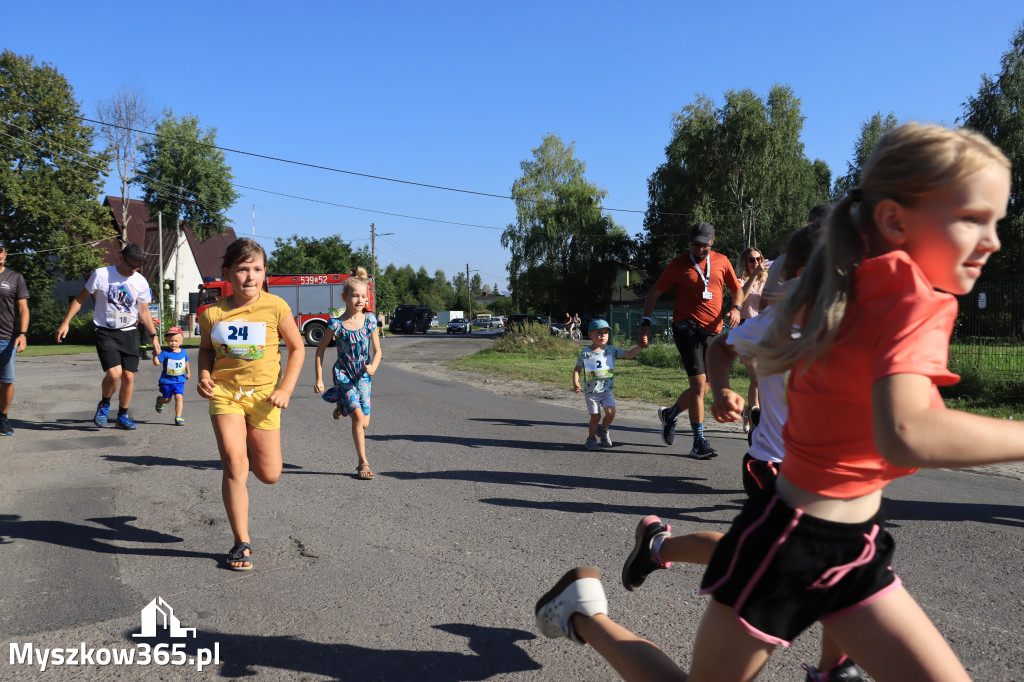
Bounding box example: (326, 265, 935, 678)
(208, 381, 281, 430)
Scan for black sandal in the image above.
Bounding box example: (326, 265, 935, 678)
(227, 542, 253, 571)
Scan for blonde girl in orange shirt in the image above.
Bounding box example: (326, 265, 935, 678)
(534, 124, 1016, 681)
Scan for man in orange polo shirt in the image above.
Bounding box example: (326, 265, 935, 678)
(638, 222, 743, 459)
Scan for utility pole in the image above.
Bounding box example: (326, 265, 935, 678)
(466, 263, 472, 322)
(370, 222, 394, 311)
(158, 212, 164, 335)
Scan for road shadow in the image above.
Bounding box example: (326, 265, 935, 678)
(882, 497, 1024, 530)
(0, 515, 216, 561)
(102, 454, 304, 472)
(467, 416, 655, 434)
(8, 418, 109, 432)
(369, 432, 656, 454)
(480, 496, 742, 525)
(119, 622, 539, 680)
(384, 469, 736, 497)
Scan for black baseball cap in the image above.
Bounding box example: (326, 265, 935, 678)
(689, 222, 715, 243)
(121, 243, 145, 261)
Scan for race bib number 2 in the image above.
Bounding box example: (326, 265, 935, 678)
(583, 355, 614, 380)
(211, 321, 268, 361)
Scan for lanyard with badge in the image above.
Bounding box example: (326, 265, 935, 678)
(691, 254, 713, 300)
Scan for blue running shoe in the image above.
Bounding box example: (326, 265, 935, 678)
(94, 401, 110, 428)
(115, 414, 137, 430)
(0, 418, 13, 436)
(174, 416, 185, 426)
(688, 437, 718, 460)
(657, 406, 676, 446)
(155, 397, 165, 413)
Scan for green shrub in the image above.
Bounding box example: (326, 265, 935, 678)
(495, 323, 579, 356)
(27, 291, 94, 344)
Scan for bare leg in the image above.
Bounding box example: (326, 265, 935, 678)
(821, 586, 970, 682)
(349, 409, 371, 468)
(687, 373, 708, 427)
(588, 413, 601, 438)
(212, 413, 253, 568)
(173, 393, 183, 418)
(101, 367, 121, 399)
(0, 382, 13, 413)
(602, 406, 616, 430)
(571, 613, 686, 682)
(246, 423, 283, 484)
(817, 630, 847, 672)
(658, 531, 724, 565)
(688, 599, 774, 681)
(119, 369, 135, 409)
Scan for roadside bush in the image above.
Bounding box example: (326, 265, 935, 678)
(494, 323, 578, 356)
(27, 292, 94, 345)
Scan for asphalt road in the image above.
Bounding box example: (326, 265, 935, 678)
(1, 335, 1022, 681)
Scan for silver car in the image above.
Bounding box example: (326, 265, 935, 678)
(446, 318, 471, 334)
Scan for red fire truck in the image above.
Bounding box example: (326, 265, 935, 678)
(196, 273, 376, 346)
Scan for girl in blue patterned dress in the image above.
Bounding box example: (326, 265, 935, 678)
(313, 268, 382, 479)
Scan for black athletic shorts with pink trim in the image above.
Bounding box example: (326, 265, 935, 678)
(699, 492, 901, 646)
(741, 453, 779, 499)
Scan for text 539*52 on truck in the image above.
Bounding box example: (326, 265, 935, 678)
(196, 273, 375, 346)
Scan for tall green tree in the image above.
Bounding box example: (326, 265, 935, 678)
(832, 112, 898, 199)
(961, 23, 1024, 283)
(502, 133, 630, 314)
(643, 85, 831, 271)
(267, 234, 356, 273)
(0, 50, 114, 295)
(136, 110, 239, 242)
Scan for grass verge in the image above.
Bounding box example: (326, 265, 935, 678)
(450, 324, 1024, 419)
(447, 324, 752, 413)
(21, 336, 203, 358)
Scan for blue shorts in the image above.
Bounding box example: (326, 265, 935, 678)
(323, 376, 372, 417)
(159, 381, 186, 399)
(0, 339, 15, 383)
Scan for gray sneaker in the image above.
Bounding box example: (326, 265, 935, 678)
(597, 427, 613, 448)
(585, 437, 601, 451)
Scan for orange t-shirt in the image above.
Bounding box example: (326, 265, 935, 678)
(781, 251, 960, 498)
(654, 251, 741, 333)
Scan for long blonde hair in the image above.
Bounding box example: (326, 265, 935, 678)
(738, 247, 768, 283)
(756, 123, 1010, 376)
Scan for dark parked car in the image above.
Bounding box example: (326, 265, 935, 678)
(389, 305, 433, 334)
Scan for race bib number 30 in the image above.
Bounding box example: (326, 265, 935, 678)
(583, 355, 614, 380)
(211, 321, 268, 361)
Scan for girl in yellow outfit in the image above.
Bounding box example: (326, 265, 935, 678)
(197, 238, 305, 571)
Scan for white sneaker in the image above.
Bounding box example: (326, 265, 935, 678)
(597, 427, 613, 448)
(535, 566, 608, 644)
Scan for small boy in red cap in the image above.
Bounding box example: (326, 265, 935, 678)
(153, 326, 190, 425)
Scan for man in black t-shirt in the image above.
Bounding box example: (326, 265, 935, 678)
(0, 240, 30, 436)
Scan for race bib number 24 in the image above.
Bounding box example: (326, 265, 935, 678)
(211, 321, 268, 361)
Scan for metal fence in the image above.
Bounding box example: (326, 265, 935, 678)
(610, 282, 1024, 384)
(950, 282, 1024, 382)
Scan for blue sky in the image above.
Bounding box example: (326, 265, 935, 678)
(4, 1, 1021, 290)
